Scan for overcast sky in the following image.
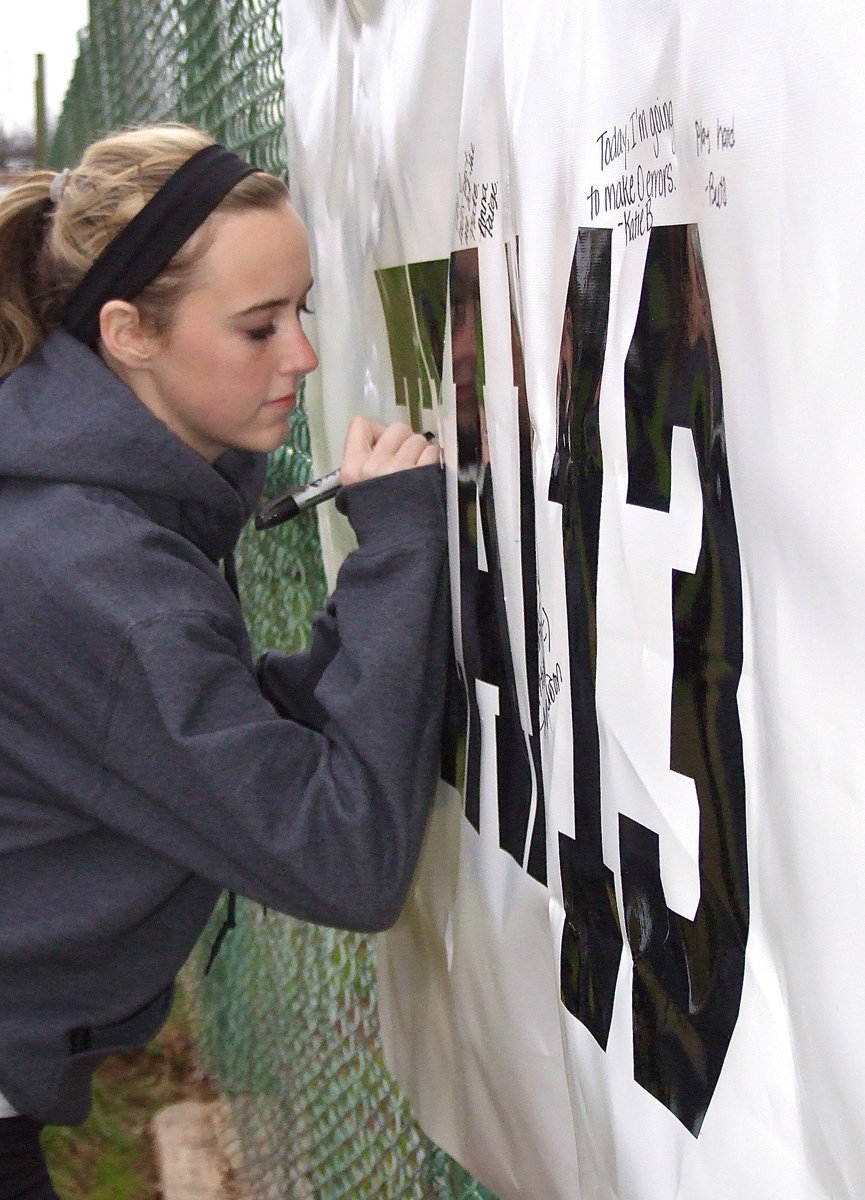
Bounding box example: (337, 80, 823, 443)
(1, 2, 90, 134)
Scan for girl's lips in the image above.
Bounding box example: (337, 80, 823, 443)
(265, 394, 296, 411)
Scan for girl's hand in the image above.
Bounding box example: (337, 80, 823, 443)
(339, 417, 440, 486)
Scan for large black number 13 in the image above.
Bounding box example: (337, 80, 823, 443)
(550, 224, 749, 1137)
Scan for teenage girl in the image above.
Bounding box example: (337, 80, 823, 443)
(0, 124, 447, 1198)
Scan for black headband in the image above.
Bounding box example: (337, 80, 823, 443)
(62, 143, 259, 347)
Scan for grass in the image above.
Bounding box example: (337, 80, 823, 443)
(41, 996, 214, 1200)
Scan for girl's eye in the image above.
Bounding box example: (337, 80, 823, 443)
(300, 303, 316, 317)
(246, 323, 276, 342)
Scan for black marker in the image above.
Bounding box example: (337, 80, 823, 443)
(255, 431, 436, 530)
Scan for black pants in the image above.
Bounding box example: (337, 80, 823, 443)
(0, 1118, 59, 1200)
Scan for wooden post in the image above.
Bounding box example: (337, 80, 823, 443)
(34, 53, 47, 168)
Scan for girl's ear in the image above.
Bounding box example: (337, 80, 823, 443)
(97, 300, 154, 368)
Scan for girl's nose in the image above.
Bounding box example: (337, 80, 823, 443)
(279, 323, 319, 378)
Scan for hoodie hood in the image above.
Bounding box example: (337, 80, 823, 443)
(0, 329, 267, 560)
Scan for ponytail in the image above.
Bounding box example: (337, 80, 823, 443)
(0, 173, 56, 376)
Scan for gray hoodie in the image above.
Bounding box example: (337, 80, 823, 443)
(0, 331, 448, 1125)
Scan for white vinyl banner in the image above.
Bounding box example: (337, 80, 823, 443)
(282, 2, 865, 1197)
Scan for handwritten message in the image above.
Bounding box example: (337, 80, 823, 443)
(695, 115, 736, 209)
(588, 99, 677, 243)
(456, 143, 499, 245)
(539, 606, 563, 732)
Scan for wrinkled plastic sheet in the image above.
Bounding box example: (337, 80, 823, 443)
(282, 2, 865, 1197)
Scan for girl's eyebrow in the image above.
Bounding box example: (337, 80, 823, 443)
(235, 297, 290, 316)
(235, 279, 315, 318)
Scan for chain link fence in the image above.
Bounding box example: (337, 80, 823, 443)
(49, 3, 498, 1197)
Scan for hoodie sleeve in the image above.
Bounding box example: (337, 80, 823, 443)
(98, 464, 449, 932)
(255, 464, 444, 728)
(255, 603, 340, 731)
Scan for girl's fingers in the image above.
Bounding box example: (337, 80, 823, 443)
(339, 416, 387, 484)
(416, 442, 442, 468)
(341, 419, 438, 484)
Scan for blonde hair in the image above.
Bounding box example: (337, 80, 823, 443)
(0, 125, 289, 377)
